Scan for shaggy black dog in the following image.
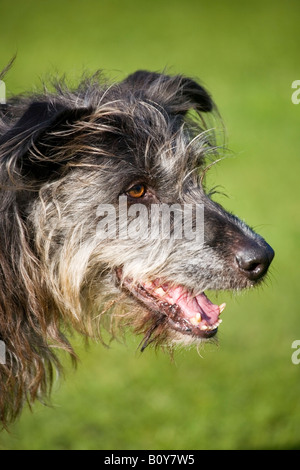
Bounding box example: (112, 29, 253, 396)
(0, 64, 274, 426)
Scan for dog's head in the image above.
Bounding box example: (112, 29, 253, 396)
(0, 69, 274, 424)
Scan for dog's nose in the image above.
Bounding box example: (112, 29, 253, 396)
(235, 240, 274, 281)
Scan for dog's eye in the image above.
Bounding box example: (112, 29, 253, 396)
(127, 184, 146, 198)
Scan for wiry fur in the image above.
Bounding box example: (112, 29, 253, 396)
(0, 65, 274, 427)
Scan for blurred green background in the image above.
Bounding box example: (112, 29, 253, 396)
(0, 0, 299, 450)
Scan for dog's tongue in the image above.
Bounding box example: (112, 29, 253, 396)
(165, 285, 222, 326)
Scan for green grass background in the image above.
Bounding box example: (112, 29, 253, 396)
(0, 0, 299, 450)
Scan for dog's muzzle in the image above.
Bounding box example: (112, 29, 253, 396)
(115, 235, 274, 342)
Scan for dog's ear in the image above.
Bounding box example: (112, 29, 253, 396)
(0, 101, 90, 180)
(0, 101, 87, 151)
(122, 70, 214, 114)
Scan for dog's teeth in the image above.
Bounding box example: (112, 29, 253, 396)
(190, 313, 202, 326)
(154, 287, 165, 297)
(143, 281, 154, 290)
(219, 303, 226, 313)
(199, 319, 223, 331)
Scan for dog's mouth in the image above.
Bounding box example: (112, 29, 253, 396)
(117, 270, 226, 340)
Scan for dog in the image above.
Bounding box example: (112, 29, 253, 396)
(0, 65, 274, 426)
